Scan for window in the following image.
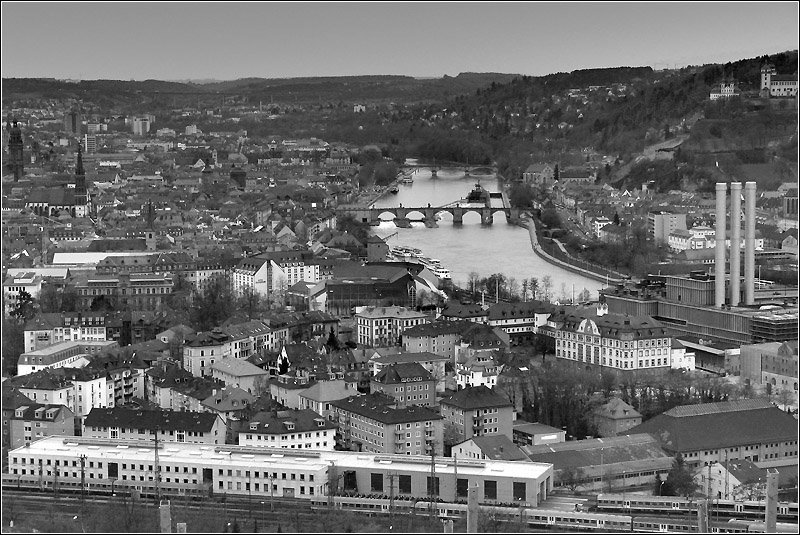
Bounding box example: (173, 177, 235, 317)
(427, 476, 440, 496)
(513, 482, 526, 501)
(456, 478, 469, 498)
(398, 475, 411, 494)
(484, 480, 497, 500)
(371, 473, 383, 492)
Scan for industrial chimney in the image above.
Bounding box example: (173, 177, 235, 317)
(729, 182, 742, 306)
(715, 183, 727, 307)
(744, 182, 757, 305)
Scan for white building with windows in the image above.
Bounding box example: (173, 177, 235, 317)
(549, 303, 672, 372)
(238, 409, 337, 450)
(355, 306, 431, 347)
(82, 407, 225, 444)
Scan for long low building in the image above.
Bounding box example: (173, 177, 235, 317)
(7, 435, 554, 506)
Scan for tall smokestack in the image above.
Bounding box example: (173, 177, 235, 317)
(729, 182, 742, 306)
(744, 182, 757, 305)
(715, 183, 727, 307)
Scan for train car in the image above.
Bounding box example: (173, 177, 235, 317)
(596, 493, 799, 523)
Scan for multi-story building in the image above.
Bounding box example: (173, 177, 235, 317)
(73, 273, 174, 311)
(83, 407, 226, 444)
(760, 63, 798, 97)
(648, 211, 687, 245)
(369, 363, 435, 408)
(83, 134, 97, 154)
(132, 117, 150, 136)
(239, 409, 338, 450)
(8, 436, 554, 506)
(7, 404, 75, 449)
(628, 399, 799, 469)
(211, 358, 270, 395)
(232, 250, 320, 299)
(369, 351, 449, 393)
(486, 301, 555, 345)
(183, 329, 231, 377)
(297, 380, 357, 419)
(439, 386, 514, 442)
(17, 340, 119, 376)
(455, 351, 501, 390)
(330, 393, 443, 456)
(24, 312, 111, 353)
(549, 303, 672, 372)
(355, 306, 431, 347)
(738, 340, 798, 398)
(602, 276, 799, 346)
(402, 321, 474, 360)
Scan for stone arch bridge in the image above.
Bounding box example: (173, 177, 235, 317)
(337, 204, 522, 226)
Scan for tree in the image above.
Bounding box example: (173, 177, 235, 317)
(664, 454, 698, 497)
(326, 328, 341, 351)
(467, 271, 481, 294)
(541, 275, 553, 302)
(613, 212, 620, 226)
(529, 277, 539, 300)
(38, 284, 62, 313)
(10, 288, 36, 321)
(190, 273, 236, 331)
(558, 466, 586, 492)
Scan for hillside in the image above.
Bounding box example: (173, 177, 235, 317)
(2, 72, 520, 109)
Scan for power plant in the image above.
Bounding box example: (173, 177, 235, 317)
(603, 180, 798, 346)
(714, 181, 758, 309)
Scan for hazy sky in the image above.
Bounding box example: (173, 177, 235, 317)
(2, 2, 798, 81)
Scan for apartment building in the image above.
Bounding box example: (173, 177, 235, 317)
(239, 409, 337, 450)
(83, 407, 226, 444)
(355, 306, 431, 347)
(369, 363, 435, 408)
(439, 386, 514, 442)
(330, 393, 443, 456)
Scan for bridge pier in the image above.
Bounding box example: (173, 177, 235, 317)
(424, 208, 437, 226)
(452, 207, 463, 225)
(481, 208, 493, 225)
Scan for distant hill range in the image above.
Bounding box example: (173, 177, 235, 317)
(2, 72, 521, 105)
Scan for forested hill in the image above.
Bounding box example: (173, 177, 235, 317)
(2, 72, 521, 107)
(442, 51, 797, 164)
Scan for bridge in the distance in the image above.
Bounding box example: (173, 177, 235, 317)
(337, 192, 522, 226)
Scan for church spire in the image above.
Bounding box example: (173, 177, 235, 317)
(76, 143, 85, 176)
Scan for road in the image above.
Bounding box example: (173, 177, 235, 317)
(539, 494, 592, 512)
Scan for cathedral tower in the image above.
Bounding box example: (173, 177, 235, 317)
(6, 118, 24, 181)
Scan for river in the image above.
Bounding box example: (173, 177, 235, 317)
(369, 163, 604, 301)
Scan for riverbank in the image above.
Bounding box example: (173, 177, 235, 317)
(521, 215, 625, 285)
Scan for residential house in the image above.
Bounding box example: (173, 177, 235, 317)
(82, 407, 225, 444)
(7, 403, 75, 449)
(239, 409, 337, 450)
(592, 397, 642, 437)
(211, 357, 270, 395)
(297, 380, 357, 419)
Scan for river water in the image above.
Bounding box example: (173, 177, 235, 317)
(369, 164, 603, 301)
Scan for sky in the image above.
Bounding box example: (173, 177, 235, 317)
(1, 2, 798, 81)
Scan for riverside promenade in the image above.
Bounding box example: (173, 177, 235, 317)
(522, 215, 626, 285)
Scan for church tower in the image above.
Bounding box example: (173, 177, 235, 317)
(74, 144, 88, 217)
(6, 118, 24, 182)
